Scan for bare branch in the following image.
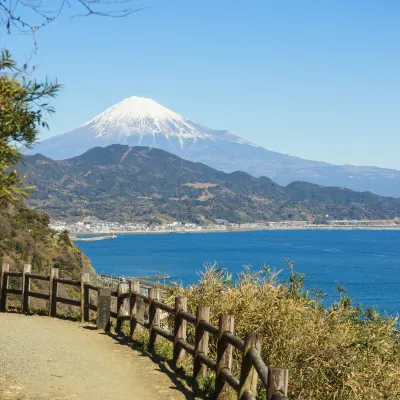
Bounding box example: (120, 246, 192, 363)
(75, 0, 148, 18)
(0, 0, 147, 34)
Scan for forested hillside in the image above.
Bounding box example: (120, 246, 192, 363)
(20, 144, 400, 224)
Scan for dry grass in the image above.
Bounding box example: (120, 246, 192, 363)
(162, 264, 400, 400)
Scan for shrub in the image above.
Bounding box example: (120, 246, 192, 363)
(164, 265, 400, 400)
(57, 230, 72, 247)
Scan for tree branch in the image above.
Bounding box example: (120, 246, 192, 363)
(0, 0, 147, 34)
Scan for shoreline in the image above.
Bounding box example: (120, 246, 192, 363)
(70, 225, 400, 236)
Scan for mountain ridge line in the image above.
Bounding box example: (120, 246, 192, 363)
(20, 144, 400, 225)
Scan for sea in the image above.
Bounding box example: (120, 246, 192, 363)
(75, 230, 400, 316)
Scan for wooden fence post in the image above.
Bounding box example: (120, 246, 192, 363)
(49, 267, 59, 317)
(148, 287, 161, 348)
(216, 315, 235, 399)
(97, 288, 112, 331)
(268, 368, 289, 400)
(116, 282, 129, 334)
(130, 280, 142, 338)
(173, 296, 187, 366)
(130, 280, 137, 338)
(22, 264, 32, 313)
(194, 306, 210, 379)
(0, 263, 10, 312)
(81, 272, 90, 323)
(239, 333, 262, 399)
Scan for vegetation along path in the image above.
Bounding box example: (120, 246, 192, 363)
(0, 314, 189, 400)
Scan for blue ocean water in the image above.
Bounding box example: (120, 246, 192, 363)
(76, 230, 400, 315)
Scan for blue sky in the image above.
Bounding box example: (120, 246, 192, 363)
(2, 0, 400, 169)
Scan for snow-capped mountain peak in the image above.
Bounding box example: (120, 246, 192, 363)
(33, 95, 260, 158)
(85, 96, 184, 126)
(82, 96, 211, 144)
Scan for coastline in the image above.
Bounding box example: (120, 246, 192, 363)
(71, 225, 400, 236)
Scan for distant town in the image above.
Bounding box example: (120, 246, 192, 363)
(50, 217, 400, 236)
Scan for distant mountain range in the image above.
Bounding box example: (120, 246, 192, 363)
(28, 96, 400, 197)
(20, 145, 400, 224)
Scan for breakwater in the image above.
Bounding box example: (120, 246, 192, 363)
(71, 234, 117, 242)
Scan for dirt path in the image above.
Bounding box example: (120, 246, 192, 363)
(0, 313, 192, 400)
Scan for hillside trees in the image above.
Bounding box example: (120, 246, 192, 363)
(0, 49, 59, 201)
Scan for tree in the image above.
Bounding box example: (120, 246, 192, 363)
(0, 49, 59, 201)
(0, 0, 146, 34)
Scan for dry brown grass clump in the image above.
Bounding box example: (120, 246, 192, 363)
(164, 265, 400, 400)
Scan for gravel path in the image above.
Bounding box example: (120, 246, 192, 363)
(0, 313, 191, 400)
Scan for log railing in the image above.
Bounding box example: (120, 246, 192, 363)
(0, 263, 289, 400)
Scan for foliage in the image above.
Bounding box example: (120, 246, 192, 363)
(0, 49, 59, 201)
(162, 265, 400, 400)
(58, 230, 72, 247)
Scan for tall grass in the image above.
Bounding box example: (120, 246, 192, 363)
(163, 264, 400, 399)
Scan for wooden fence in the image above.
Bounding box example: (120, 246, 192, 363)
(0, 263, 289, 400)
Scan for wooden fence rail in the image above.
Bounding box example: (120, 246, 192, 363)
(0, 263, 289, 400)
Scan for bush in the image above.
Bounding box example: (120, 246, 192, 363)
(164, 265, 400, 400)
(57, 230, 72, 247)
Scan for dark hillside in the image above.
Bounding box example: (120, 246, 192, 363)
(19, 145, 400, 224)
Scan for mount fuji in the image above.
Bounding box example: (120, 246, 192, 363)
(30, 96, 400, 197)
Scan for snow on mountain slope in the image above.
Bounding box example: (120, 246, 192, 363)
(45, 96, 258, 150)
(84, 96, 211, 144)
(30, 96, 400, 197)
